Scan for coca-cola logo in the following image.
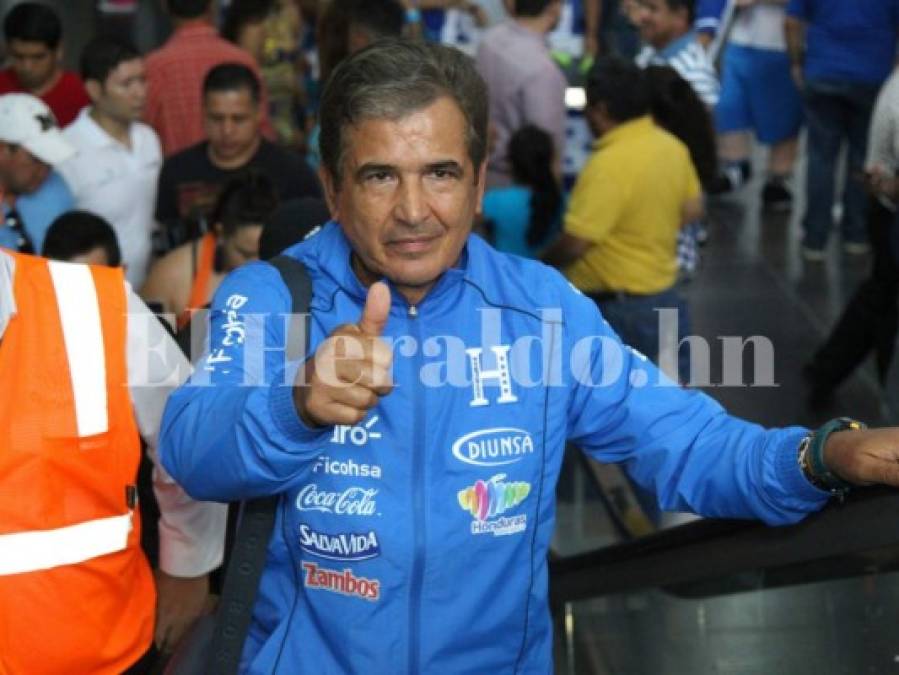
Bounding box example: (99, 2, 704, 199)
(295, 484, 379, 517)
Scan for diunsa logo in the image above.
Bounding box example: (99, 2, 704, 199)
(452, 428, 535, 466)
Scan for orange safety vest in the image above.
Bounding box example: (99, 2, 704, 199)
(0, 252, 155, 675)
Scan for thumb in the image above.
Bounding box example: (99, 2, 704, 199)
(357, 281, 391, 336)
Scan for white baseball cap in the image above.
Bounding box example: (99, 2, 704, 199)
(0, 93, 75, 165)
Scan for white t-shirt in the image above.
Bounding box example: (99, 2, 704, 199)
(866, 67, 899, 211)
(58, 108, 162, 287)
(729, 4, 787, 52)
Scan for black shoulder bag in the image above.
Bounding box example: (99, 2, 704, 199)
(165, 255, 312, 675)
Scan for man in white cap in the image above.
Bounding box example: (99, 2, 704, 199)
(0, 92, 74, 253)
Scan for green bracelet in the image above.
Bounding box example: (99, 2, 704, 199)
(806, 417, 864, 493)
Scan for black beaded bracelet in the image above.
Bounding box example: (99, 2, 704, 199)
(798, 417, 864, 498)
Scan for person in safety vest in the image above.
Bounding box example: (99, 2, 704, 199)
(0, 110, 227, 675)
(161, 39, 899, 674)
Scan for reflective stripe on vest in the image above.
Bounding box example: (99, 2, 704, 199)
(47, 260, 108, 437)
(0, 512, 132, 576)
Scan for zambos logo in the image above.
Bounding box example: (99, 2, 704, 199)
(451, 428, 535, 466)
(457, 473, 530, 522)
(302, 562, 380, 602)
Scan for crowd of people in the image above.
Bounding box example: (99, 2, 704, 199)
(3, 0, 899, 673)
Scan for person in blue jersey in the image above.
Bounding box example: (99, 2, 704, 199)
(696, 0, 804, 211)
(482, 124, 562, 257)
(160, 39, 899, 675)
(694, 0, 726, 45)
(411, 0, 490, 55)
(786, 0, 899, 260)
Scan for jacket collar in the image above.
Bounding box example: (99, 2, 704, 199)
(307, 222, 471, 314)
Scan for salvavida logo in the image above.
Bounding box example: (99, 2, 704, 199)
(458, 474, 530, 536)
(302, 562, 380, 602)
(299, 524, 380, 561)
(295, 485, 379, 516)
(452, 428, 535, 466)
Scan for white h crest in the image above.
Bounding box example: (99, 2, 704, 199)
(465, 345, 518, 407)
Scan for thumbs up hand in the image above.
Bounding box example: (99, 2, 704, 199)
(356, 280, 391, 338)
(294, 282, 395, 428)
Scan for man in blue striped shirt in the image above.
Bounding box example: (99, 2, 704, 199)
(634, 0, 719, 107)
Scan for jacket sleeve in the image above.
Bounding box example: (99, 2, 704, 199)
(560, 283, 829, 525)
(159, 261, 330, 502)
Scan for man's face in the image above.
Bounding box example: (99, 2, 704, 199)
(8, 39, 60, 92)
(203, 89, 261, 165)
(637, 0, 687, 49)
(0, 143, 50, 195)
(91, 58, 147, 123)
(320, 96, 486, 303)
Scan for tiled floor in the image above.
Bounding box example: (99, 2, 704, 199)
(553, 165, 899, 674)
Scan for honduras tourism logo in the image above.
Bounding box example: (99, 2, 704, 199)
(457, 474, 530, 536)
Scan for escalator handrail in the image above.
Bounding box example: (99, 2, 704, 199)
(550, 486, 899, 604)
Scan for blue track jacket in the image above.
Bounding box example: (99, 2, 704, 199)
(161, 222, 828, 674)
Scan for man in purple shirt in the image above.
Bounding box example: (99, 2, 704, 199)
(476, 0, 567, 187)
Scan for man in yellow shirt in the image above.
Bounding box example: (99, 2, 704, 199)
(543, 56, 701, 382)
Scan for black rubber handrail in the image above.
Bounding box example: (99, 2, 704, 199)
(550, 486, 899, 605)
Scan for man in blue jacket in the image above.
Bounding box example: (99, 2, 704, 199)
(161, 39, 899, 674)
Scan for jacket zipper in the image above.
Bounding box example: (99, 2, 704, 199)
(407, 302, 426, 674)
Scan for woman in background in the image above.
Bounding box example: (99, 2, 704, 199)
(141, 170, 279, 330)
(482, 124, 563, 258)
(645, 65, 718, 189)
(645, 64, 718, 277)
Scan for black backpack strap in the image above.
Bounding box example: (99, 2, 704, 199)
(207, 256, 312, 675)
(268, 255, 313, 360)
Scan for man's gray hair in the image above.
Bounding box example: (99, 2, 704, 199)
(319, 39, 489, 184)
